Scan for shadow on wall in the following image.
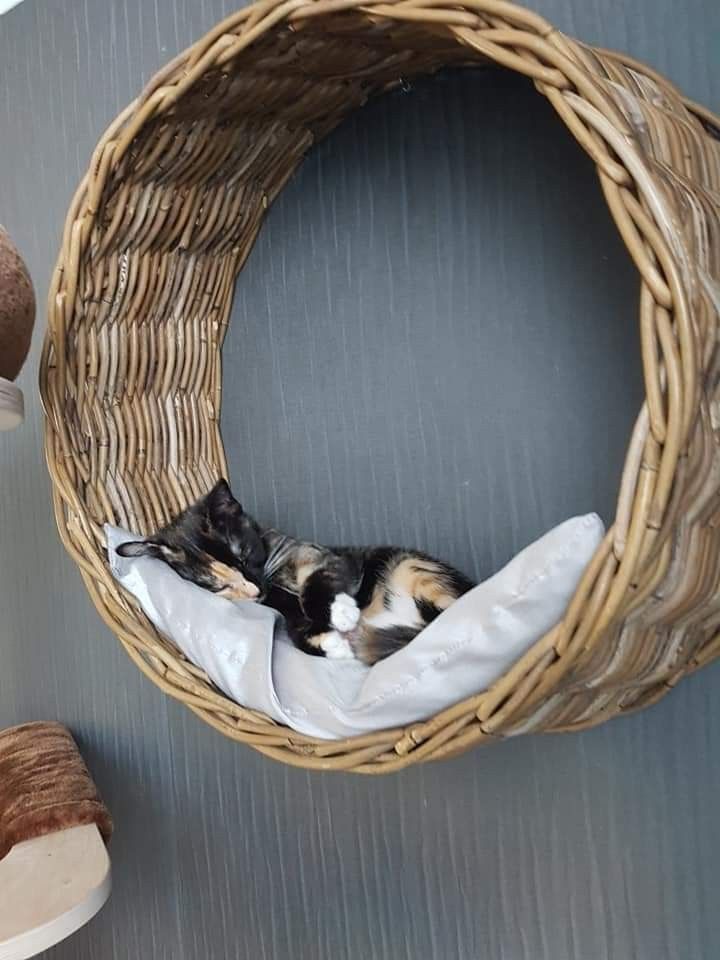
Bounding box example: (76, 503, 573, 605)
(221, 68, 643, 581)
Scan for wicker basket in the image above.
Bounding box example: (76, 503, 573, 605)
(40, 1, 720, 772)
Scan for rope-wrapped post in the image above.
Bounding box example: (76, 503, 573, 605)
(0, 722, 112, 861)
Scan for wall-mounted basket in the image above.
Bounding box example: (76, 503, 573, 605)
(40, 0, 720, 772)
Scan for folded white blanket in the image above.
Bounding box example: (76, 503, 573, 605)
(106, 513, 604, 739)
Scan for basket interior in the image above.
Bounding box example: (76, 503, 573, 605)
(86, 15, 483, 531)
(220, 66, 643, 577)
(85, 13, 646, 538)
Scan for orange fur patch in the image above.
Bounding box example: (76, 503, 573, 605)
(390, 557, 456, 609)
(210, 560, 259, 599)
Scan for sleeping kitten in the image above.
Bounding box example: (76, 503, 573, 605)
(117, 479, 474, 664)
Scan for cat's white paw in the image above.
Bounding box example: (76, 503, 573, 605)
(320, 630, 356, 660)
(331, 593, 361, 633)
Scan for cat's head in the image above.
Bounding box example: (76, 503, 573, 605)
(116, 479, 268, 601)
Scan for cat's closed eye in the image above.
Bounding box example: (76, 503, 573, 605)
(228, 536, 247, 559)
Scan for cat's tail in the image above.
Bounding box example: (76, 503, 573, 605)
(354, 624, 420, 666)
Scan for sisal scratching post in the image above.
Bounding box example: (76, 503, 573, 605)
(0, 723, 112, 960)
(0, 722, 112, 860)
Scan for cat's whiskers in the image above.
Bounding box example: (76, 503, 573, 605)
(263, 534, 298, 581)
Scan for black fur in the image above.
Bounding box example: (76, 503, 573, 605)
(415, 598, 443, 624)
(116, 480, 266, 598)
(117, 479, 475, 664)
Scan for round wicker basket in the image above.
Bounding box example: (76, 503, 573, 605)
(40, 0, 720, 772)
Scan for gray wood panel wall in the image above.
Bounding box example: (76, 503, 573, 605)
(0, 1, 718, 958)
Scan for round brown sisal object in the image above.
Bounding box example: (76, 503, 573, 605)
(0, 226, 35, 383)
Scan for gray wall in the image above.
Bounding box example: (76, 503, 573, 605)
(1, 1, 718, 958)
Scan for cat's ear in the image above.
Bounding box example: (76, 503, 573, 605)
(207, 478, 242, 515)
(116, 539, 183, 562)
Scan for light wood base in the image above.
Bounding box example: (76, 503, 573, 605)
(0, 824, 111, 960)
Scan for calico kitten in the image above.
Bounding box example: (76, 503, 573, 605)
(117, 479, 474, 665)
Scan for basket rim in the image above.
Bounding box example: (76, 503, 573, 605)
(39, 0, 720, 772)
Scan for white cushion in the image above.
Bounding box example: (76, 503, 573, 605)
(106, 514, 604, 740)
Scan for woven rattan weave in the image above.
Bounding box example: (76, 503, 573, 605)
(41, 0, 720, 772)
